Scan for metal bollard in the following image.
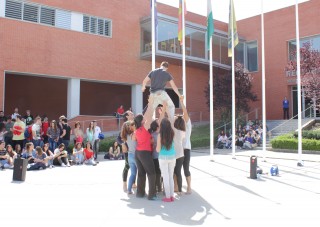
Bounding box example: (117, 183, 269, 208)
(250, 155, 257, 179)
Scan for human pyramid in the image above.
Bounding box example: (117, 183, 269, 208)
(120, 61, 192, 202)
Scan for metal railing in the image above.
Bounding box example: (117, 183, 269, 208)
(269, 105, 315, 136)
(214, 108, 260, 133)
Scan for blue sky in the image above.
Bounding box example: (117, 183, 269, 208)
(157, 0, 310, 22)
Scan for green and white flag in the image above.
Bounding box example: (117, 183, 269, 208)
(207, 0, 214, 50)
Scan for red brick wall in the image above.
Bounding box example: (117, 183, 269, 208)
(0, 0, 215, 120)
(238, 0, 320, 120)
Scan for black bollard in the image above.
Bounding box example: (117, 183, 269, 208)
(13, 158, 28, 181)
(250, 155, 257, 179)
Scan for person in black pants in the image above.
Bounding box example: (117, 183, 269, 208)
(134, 107, 157, 200)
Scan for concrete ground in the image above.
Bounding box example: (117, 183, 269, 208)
(1, 149, 320, 227)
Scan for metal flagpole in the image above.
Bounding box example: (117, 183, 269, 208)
(182, 0, 186, 106)
(209, 38, 214, 161)
(261, 0, 267, 162)
(231, 1, 236, 159)
(295, 0, 303, 166)
(151, 0, 156, 70)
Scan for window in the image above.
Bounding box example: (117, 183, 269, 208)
(246, 41, 258, 72)
(90, 17, 97, 34)
(55, 9, 71, 29)
(235, 42, 245, 65)
(40, 7, 55, 26)
(288, 34, 320, 60)
(83, 15, 90, 32)
(5, 0, 22, 20)
(83, 15, 112, 37)
(23, 3, 39, 23)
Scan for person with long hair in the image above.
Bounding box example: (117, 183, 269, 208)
(157, 115, 175, 202)
(134, 97, 157, 200)
(47, 120, 60, 152)
(74, 121, 84, 145)
(86, 121, 94, 146)
(43, 143, 54, 168)
(121, 120, 137, 194)
(173, 115, 186, 196)
(27, 146, 47, 171)
(14, 144, 22, 157)
(149, 119, 162, 193)
(180, 96, 192, 194)
(83, 142, 97, 166)
(108, 141, 121, 160)
(72, 142, 84, 165)
(6, 144, 16, 167)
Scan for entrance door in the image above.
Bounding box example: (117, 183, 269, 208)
(291, 86, 306, 119)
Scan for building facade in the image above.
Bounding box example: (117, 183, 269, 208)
(0, 0, 318, 122)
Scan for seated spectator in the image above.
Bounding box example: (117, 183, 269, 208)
(83, 142, 97, 166)
(14, 144, 22, 157)
(27, 146, 47, 171)
(72, 142, 84, 165)
(235, 133, 244, 149)
(53, 143, 70, 167)
(252, 130, 261, 146)
(243, 132, 256, 149)
(43, 143, 54, 168)
(108, 141, 121, 160)
(217, 131, 230, 149)
(21, 142, 36, 164)
(6, 144, 16, 167)
(0, 140, 10, 170)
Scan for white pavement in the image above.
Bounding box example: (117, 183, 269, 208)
(1, 149, 320, 227)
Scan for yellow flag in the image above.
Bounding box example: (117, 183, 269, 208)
(228, 0, 239, 57)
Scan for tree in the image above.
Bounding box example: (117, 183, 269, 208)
(205, 62, 258, 122)
(286, 42, 320, 108)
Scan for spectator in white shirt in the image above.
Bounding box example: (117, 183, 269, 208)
(93, 120, 102, 160)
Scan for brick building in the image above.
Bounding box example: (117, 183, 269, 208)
(0, 0, 319, 123)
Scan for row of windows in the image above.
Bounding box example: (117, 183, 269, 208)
(141, 19, 259, 72)
(4, 0, 111, 37)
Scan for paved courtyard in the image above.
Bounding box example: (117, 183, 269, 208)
(1, 149, 320, 227)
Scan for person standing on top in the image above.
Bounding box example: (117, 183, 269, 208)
(141, 61, 182, 123)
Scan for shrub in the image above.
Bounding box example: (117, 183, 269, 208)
(293, 130, 320, 140)
(272, 133, 320, 151)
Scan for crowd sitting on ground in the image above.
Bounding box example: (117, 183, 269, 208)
(216, 119, 270, 150)
(0, 108, 103, 170)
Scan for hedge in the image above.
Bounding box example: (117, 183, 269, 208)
(271, 134, 320, 151)
(293, 130, 320, 140)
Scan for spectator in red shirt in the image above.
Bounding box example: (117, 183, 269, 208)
(116, 105, 125, 125)
(42, 117, 49, 144)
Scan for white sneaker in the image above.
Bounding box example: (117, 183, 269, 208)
(61, 163, 67, 167)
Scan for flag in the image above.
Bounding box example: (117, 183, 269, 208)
(228, 0, 239, 57)
(207, 0, 214, 50)
(178, 0, 187, 45)
(150, 0, 158, 41)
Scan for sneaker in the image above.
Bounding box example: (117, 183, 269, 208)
(0, 165, 4, 171)
(162, 197, 172, 202)
(61, 163, 66, 167)
(148, 195, 159, 201)
(67, 163, 71, 167)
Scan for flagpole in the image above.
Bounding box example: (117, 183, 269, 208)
(295, 0, 303, 166)
(151, 0, 156, 70)
(231, 1, 236, 159)
(182, 0, 186, 107)
(209, 37, 214, 161)
(261, 0, 267, 162)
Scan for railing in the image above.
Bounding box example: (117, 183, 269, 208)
(269, 105, 314, 136)
(214, 108, 260, 133)
(68, 111, 205, 135)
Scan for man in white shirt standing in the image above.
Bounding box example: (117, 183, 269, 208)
(32, 116, 43, 148)
(93, 120, 101, 160)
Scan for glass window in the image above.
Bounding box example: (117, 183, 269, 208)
(221, 37, 231, 65)
(188, 29, 205, 59)
(157, 20, 179, 53)
(83, 16, 90, 32)
(141, 22, 152, 53)
(288, 34, 320, 60)
(55, 9, 71, 30)
(235, 42, 244, 65)
(211, 35, 221, 63)
(246, 41, 258, 72)
(98, 19, 104, 35)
